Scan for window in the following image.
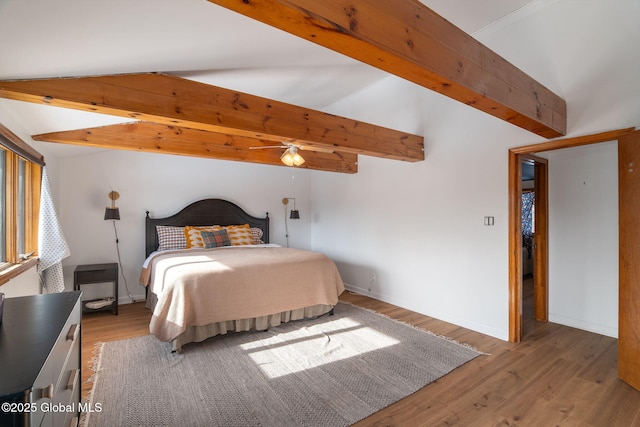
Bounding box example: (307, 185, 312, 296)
(17, 158, 27, 257)
(521, 190, 535, 260)
(0, 124, 43, 284)
(0, 148, 41, 268)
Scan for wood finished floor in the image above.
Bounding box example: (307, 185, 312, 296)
(80, 286, 640, 426)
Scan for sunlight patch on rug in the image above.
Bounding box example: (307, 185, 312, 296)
(241, 317, 400, 379)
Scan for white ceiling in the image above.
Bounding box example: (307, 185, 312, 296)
(0, 0, 538, 78)
(0, 0, 550, 158)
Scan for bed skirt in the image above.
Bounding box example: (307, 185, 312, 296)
(171, 304, 334, 351)
(146, 292, 333, 351)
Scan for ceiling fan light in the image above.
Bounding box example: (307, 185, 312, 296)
(292, 152, 305, 166)
(281, 147, 305, 166)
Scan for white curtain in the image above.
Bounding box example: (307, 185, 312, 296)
(37, 167, 70, 293)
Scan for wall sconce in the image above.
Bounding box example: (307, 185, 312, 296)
(104, 191, 121, 220)
(282, 197, 300, 219)
(281, 146, 305, 167)
(102, 190, 136, 302)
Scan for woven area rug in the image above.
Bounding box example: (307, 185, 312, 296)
(83, 302, 481, 427)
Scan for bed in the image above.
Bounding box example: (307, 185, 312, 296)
(140, 198, 345, 351)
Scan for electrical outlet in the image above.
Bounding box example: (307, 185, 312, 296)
(368, 274, 377, 293)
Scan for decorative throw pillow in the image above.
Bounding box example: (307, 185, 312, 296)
(200, 229, 231, 248)
(250, 227, 264, 245)
(184, 225, 222, 248)
(224, 224, 255, 246)
(156, 226, 186, 251)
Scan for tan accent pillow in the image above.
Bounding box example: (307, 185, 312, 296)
(184, 225, 222, 248)
(224, 224, 255, 246)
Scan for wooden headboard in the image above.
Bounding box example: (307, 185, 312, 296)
(145, 199, 270, 257)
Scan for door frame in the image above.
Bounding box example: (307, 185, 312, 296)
(618, 129, 640, 390)
(508, 127, 635, 342)
(508, 152, 548, 342)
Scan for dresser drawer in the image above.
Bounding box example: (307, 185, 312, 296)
(31, 362, 53, 427)
(52, 335, 80, 427)
(47, 302, 81, 392)
(53, 334, 80, 403)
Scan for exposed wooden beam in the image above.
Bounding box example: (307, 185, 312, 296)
(0, 73, 423, 162)
(32, 122, 358, 173)
(207, 0, 567, 139)
(511, 127, 636, 154)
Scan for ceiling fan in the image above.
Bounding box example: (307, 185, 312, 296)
(249, 142, 333, 166)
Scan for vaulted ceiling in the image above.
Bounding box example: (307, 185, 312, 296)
(0, 0, 567, 173)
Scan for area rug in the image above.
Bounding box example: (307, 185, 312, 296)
(83, 302, 481, 427)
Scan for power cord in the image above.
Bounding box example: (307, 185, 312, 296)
(111, 220, 136, 303)
(283, 203, 290, 247)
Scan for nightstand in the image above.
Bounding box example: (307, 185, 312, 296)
(73, 263, 118, 315)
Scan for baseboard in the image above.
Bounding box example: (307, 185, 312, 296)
(118, 294, 146, 305)
(344, 283, 386, 301)
(548, 313, 618, 338)
(343, 284, 509, 341)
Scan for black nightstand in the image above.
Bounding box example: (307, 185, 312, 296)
(73, 263, 119, 315)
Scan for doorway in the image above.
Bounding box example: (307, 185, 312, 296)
(508, 153, 548, 342)
(520, 157, 547, 337)
(521, 161, 535, 332)
(508, 127, 635, 343)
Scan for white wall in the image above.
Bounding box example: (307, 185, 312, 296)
(481, 0, 637, 338)
(57, 149, 311, 303)
(544, 142, 619, 337)
(309, 0, 640, 341)
(310, 76, 531, 340)
(0, 268, 40, 297)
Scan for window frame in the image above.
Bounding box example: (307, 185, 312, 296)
(0, 123, 43, 286)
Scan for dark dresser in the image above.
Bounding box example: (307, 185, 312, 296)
(0, 291, 82, 427)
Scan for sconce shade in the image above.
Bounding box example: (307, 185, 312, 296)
(290, 209, 300, 219)
(104, 191, 121, 220)
(104, 208, 120, 220)
(281, 146, 305, 166)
